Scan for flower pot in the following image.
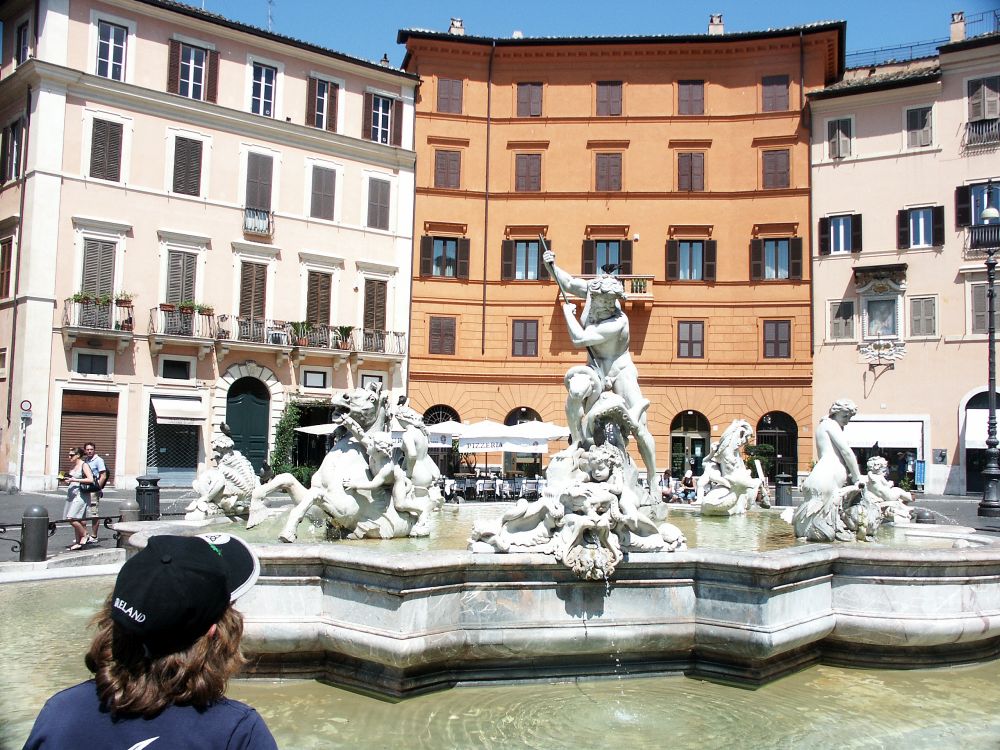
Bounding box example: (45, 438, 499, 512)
(115, 299, 133, 308)
(179, 306, 195, 315)
(297, 336, 309, 347)
(159, 303, 177, 312)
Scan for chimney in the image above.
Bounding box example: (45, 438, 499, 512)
(708, 13, 724, 35)
(379, 53, 390, 67)
(448, 17, 465, 35)
(950, 11, 966, 42)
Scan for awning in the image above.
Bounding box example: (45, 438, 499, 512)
(843, 420, 922, 450)
(966, 409, 990, 449)
(150, 396, 206, 426)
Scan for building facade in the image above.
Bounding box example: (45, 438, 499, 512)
(399, 19, 844, 479)
(0, 0, 417, 490)
(809, 13, 1000, 494)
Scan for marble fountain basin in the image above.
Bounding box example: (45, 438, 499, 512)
(115, 506, 1000, 697)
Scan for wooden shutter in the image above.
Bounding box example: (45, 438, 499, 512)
(897, 209, 910, 248)
(363, 278, 387, 331)
(610, 82, 622, 115)
(391, 99, 403, 146)
(749, 239, 763, 280)
(457, 238, 470, 279)
(327, 83, 339, 132)
(974, 284, 989, 333)
(516, 154, 540, 191)
(172, 137, 202, 196)
(306, 271, 331, 324)
(537, 240, 549, 280)
(245, 153, 272, 211)
(956, 186, 972, 227)
(789, 238, 803, 279)
(90, 119, 123, 181)
(206, 49, 219, 103)
(763, 150, 788, 189)
(762, 75, 788, 111)
(310, 166, 336, 220)
(692, 81, 704, 114)
(419, 236, 433, 276)
(529, 84, 542, 116)
(691, 152, 704, 191)
(517, 83, 530, 117)
(362, 92, 373, 140)
(931, 205, 945, 246)
(703, 240, 717, 281)
(306, 77, 318, 126)
(0, 237, 11, 298)
(501, 240, 514, 280)
(166, 250, 196, 303)
(446, 151, 460, 188)
(620, 239, 633, 275)
(986, 76, 1000, 120)
(367, 178, 390, 229)
(677, 152, 691, 191)
(910, 297, 935, 337)
(582, 240, 596, 275)
(596, 82, 609, 116)
(666, 240, 679, 280)
(528, 154, 541, 191)
(239, 261, 266, 319)
(167, 39, 181, 94)
(429, 316, 456, 355)
(906, 108, 932, 147)
(434, 151, 460, 189)
(851, 214, 863, 252)
(818, 217, 831, 255)
(81, 238, 115, 296)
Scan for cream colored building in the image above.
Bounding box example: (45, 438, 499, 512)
(0, 0, 416, 489)
(810, 12, 1000, 494)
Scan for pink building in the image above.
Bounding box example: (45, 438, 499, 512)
(810, 11, 1000, 494)
(0, 0, 416, 489)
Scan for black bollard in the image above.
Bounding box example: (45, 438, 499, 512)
(20, 506, 50, 562)
(135, 475, 161, 521)
(775, 473, 793, 507)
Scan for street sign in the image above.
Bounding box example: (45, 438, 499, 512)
(20, 409, 32, 421)
(20, 399, 31, 411)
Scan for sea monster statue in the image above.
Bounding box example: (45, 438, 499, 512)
(694, 419, 771, 516)
(185, 423, 262, 521)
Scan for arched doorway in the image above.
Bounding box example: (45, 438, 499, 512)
(756, 411, 799, 481)
(226, 377, 270, 471)
(670, 410, 710, 475)
(965, 391, 1000, 494)
(504, 406, 543, 478)
(423, 404, 460, 475)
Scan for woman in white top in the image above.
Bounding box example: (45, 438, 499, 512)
(63, 447, 95, 550)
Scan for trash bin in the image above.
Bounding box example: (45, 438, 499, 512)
(19, 506, 49, 562)
(775, 473, 793, 507)
(135, 475, 161, 521)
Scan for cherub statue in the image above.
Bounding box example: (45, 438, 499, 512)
(863, 455, 913, 523)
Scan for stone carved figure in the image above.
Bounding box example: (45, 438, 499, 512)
(470, 248, 686, 579)
(185, 424, 261, 522)
(252, 383, 439, 541)
(695, 419, 771, 516)
(862, 455, 914, 523)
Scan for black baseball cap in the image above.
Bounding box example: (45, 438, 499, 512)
(111, 533, 260, 656)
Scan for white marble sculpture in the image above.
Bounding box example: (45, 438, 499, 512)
(185, 424, 261, 521)
(252, 385, 441, 541)
(469, 249, 686, 579)
(695, 419, 771, 516)
(862, 455, 914, 523)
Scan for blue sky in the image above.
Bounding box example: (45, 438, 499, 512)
(200, 0, 997, 67)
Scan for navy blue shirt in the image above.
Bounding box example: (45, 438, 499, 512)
(23, 680, 278, 750)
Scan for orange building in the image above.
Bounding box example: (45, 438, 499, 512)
(398, 18, 845, 479)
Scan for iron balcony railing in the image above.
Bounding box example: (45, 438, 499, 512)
(215, 317, 292, 345)
(575, 274, 655, 296)
(148, 307, 216, 338)
(243, 208, 273, 237)
(963, 119, 1000, 149)
(970, 224, 1000, 251)
(63, 299, 135, 331)
(288, 325, 408, 355)
(360, 329, 407, 355)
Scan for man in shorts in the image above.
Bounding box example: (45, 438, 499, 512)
(83, 442, 108, 544)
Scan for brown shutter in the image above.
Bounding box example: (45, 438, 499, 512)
(985, 76, 1000, 120)
(306, 271, 331, 324)
(434, 150, 447, 188)
(90, 120, 123, 181)
(239, 262, 266, 319)
(391, 99, 403, 146)
(245, 153, 272, 211)
(515, 154, 527, 191)
(457, 238, 470, 279)
(851, 213, 863, 252)
(419, 236, 433, 276)
(818, 217, 830, 255)
(530, 84, 542, 116)
(538, 239, 550, 280)
(693, 82, 704, 114)
(517, 83, 530, 117)
(691, 152, 704, 191)
(363, 278, 387, 330)
(666, 239, 679, 280)
(428, 316, 441, 353)
(789, 238, 803, 279)
(611, 82, 622, 115)
(609, 153, 621, 191)
(166, 250, 196, 303)
(173, 137, 202, 196)
(447, 151, 460, 188)
(362, 92, 373, 141)
(955, 186, 972, 228)
(703, 240, 716, 281)
(206, 49, 219, 103)
(327, 83, 339, 132)
(931, 205, 945, 246)
(367, 179, 390, 229)
(596, 82, 609, 115)
(677, 153, 690, 191)
(582, 240, 596, 275)
(0, 238, 12, 298)
(897, 209, 910, 249)
(310, 166, 335, 220)
(82, 238, 115, 296)
(620, 239, 633, 275)
(501, 240, 514, 280)
(306, 76, 318, 127)
(167, 39, 181, 94)
(750, 239, 763, 280)
(443, 317, 456, 354)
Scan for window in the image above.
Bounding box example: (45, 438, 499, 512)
(251, 62, 276, 117)
(596, 81, 622, 116)
(750, 238, 802, 280)
(828, 118, 852, 159)
(678, 80, 704, 115)
(437, 78, 463, 114)
(363, 278, 387, 333)
(512, 319, 538, 357)
(179, 44, 206, 100)
(245, 152, 273, 211)
(369, 94, 392, 143)
(308, 78, 338, 131)
(818, 214, 862, 255)
(0, 237, 11, 298)
(677, 152, 704, 191)
(166, 250, 196, 304)
(302, 369, 329, 389)
(829, 300, 855, 340)
(76, 352, 110, 375)
(239, 261, 266, 320)
(364, 93, 402, 145)
(516, 83, 543, 117)
(429, 316, 456, 355)
(16, 21, 29, 66)
(172, 137, 203, 196)
(896, 206, 944, 248)
(434, 150, 461, 189)
(0, 349, 6, 379)
(81, 238, 116, 299)
(515, 153, 541, 192)
(910, 297, 936, 337)
(763, 320, 791, 359)
(419, 236, 471, 279)
(310, 166, 336, 221)
(96, 20, 127, 81)
(957, 183, 1000, 227)
(762, 75, 789, 112)
(580, 239, 634, 275)
(167, 40, 217, 103)
(972, 283, 1000, 334)
(595, 153, 621, 191)
(666, 240, 717, 282)
(968, 76, 999, 122)
(501, 239, 548, 281)
(906, 106, 932, 148)
(367, 178, 390, 230)
(677, 321, 704, 358)
(305, 270, 331, 325)
(161, 359, 192, 380)
(1, 119, 22, 183)
(89, 119, 123, 181)
(762, 149, 789, 189)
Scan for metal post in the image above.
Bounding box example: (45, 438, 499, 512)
(19, 506, 49, 562)
(16, 416, 28, 493)
(981, 185, 1000, 517)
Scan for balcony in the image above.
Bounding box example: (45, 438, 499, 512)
(965, 224, 1000, 259)
(963, 119, 1000, 150)
(214, 316, 294, 364)
(61, 299, 135, 353)
(243, 208, 274, 238)
(575, 274, 656, 304)
(147, 306, 217, 360)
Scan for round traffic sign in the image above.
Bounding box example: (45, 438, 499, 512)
(19, 399, 31, 411)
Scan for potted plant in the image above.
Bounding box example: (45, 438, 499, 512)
(159, 302, 177, 312)
(114, 291, 134, 307)
(94, 293, 113, 306)
(195, 303, 214, 316)
(335, 325, 354, 349)
(71, 291, 94, 304)
(178, 300, 196, 314)
(289, 321, 312, 347)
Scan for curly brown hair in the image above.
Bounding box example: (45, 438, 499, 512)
(85, 595, 246, 718)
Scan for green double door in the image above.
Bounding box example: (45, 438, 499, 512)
(226, 377, 270, 472)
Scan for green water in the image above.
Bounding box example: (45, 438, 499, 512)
(4, 577, 1000, 749)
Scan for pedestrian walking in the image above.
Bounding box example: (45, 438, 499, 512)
(83, 442, 108, 544)
(62, 448, 94, 550)
(23, 532, 278, 749)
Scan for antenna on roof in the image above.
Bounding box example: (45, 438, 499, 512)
(267, 0, 274, 31)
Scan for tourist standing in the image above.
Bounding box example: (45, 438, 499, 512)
(23, 533, 278, 749)
(62, 448, 94, 551)
(83, 442, 108, 544)
(661, 469, 675, 503)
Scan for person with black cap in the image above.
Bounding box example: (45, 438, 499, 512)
(23, 533, 277, 749)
